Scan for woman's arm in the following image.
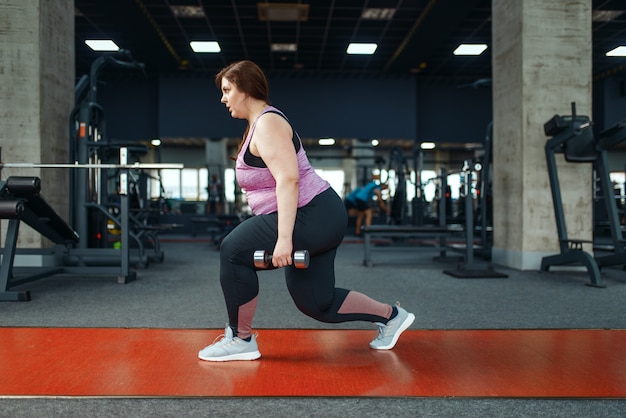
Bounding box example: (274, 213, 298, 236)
(251, 113, 299, 267)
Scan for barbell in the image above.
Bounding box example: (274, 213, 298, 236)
(0, 162, 184, 170)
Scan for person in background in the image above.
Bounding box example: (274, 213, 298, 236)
(207, 174, 224, 214)
(353, 177, 390, 236)
(344, 185, 361, 217)
(198, 60, 415, 362)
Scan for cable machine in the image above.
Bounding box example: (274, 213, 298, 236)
(69, 51, 148, 279)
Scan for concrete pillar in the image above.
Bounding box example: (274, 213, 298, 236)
(491, 0, 592, 269)
(0, 0, 74, 247)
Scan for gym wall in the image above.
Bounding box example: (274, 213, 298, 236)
(96, 74, 493, 144)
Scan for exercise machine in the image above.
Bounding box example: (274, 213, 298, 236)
(0, 156, 182, 300)
(69, 50, 181, 267)
(443, 160, 507, 279)
(540, 102, 623, 287)
(592, 119, 626, 261)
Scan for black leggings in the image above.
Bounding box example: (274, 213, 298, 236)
(219, 188, 389, 333)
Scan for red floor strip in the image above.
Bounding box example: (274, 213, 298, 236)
(0, 328, 625, 398)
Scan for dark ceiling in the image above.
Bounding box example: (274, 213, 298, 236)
(74, 0, 626, 82)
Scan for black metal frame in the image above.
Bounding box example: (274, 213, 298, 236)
(593, 120, 626, 267)
(540, 103, 626, 287)
(443, 165, 507, 279)
(0, 177, 78, 301)
(62, 50, 169, 272)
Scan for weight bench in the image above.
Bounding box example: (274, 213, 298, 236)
(92, 202, 182, 265)
(362, 224, 463, 267)
(192, 215, 241, 248)
(191, 216, 224, 239)
(128, 205, 184, 263)
(0, 176, 79, 301)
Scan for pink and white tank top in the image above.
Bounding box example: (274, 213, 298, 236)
(235, 106, 330, 215)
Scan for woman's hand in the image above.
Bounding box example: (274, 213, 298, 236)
(272, 238, 293, 268)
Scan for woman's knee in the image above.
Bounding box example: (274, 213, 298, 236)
(294, 302, 343, 324)
(293, 301, 328, 322)
(219, 230, 254, 269)
(219, 232, 237, 261)
(288, 287, 333, 321)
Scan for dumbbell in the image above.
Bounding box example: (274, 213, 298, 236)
(253, 249, 310, 269)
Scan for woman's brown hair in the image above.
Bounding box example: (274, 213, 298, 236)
(216, 60, 270, 159)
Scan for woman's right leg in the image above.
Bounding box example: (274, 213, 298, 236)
(218, 215, 277, 339)
(199, 215, 278, 361)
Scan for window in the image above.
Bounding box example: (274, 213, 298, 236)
(314, 169, 345, 197)
(224, 168, 236, 202)
(157, 167, 208, 200)
(160, 169, 181, 199)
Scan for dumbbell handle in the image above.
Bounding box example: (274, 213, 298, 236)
(254, 250, 310, 269)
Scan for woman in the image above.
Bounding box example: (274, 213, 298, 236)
(198, 60, 414, 362)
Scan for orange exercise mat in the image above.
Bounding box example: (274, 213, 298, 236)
(0, 327, 625, 398)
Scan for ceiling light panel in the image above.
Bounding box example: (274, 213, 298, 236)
(170, 5, 205, 18)
(453, 44, 488, 56)
(85, 39, 119, 51)
(258, 3, 309, 22)
(606, 46, 626, 57)
(347, 43, 378, 55)
(271, 43, 298, 52)
(190, 41, 221, 53)
(592, 10, 624, 22)
(361, 8, 396, 20)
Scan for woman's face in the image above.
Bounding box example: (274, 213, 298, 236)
(220, 77, 247, 119)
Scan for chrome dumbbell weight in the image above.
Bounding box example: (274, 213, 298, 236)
(253, 250, 310, 269)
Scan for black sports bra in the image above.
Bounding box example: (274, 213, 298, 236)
(244, 110, 301, 168)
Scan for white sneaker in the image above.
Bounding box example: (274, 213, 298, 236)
(198, 325, 261, 362)
(370, 303, 415, 350)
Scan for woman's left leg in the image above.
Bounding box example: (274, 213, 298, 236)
(285, 188, 393, 324)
